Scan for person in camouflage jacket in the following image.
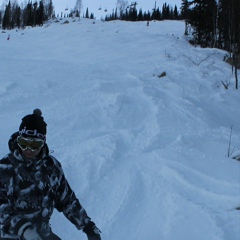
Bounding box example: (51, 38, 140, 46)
(0, 109, 101, 240)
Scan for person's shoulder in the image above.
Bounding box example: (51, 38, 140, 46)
(42, 154, 63, 170)
(0, 153, 13, 164)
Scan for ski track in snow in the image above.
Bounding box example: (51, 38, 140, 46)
(0, 18, 240, 240)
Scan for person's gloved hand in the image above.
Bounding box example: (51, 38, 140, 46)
(17, 222, 43, 240)
(83, 221, 101, 240)
(22, 226, 43, 240)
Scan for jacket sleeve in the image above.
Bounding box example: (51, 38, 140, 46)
(0, 155, 13, 223)
(0, 155, 30, 236)
(50, 156, 91, 230)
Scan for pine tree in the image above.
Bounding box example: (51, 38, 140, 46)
(15, 6, 21, 28)
(173, 5, 178, 19)
(152, 7, 162, 20)
(85, 8, 89, 18)
(129, 2, 138, 21)
(25, 2, 33, 26)
(143, 11, 151, 21)
(187, 0, 217, 46)
(0, 11, 2, 26)
(2, 1, 11, 30)
(162, 3, 170, 19)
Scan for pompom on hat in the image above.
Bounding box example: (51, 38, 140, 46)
(19, 109, 47, 140)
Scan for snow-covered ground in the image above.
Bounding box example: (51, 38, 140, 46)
(0, 18, 239, 240)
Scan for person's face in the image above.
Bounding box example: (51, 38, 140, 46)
(21, 148, 41, 159)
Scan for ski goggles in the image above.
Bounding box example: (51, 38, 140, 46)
(17, 136, 44, 151)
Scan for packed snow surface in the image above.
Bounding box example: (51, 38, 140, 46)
(0, 18, 239, 240)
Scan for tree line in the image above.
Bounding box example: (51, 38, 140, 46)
(182, 0, 240, 51)
(0, 0, 97, 29)
(1, 0, 54, 29)
(104, 2, 180, 21)
(181, 0, 240, 88)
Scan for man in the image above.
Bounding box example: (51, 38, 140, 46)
(0, 109, 101, 240)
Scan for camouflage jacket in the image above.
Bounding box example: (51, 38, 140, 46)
(0, 136, 90, 239)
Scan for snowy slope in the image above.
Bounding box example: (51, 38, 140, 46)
(0, 18, 239, 240)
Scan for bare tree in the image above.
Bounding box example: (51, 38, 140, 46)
(75, 0, 82, 20)
(116, 0, 128, 19)
(228, 0, 239, 89)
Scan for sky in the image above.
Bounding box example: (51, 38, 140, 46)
(52, 0, 182, 19)
(0, 17, 240, 240)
